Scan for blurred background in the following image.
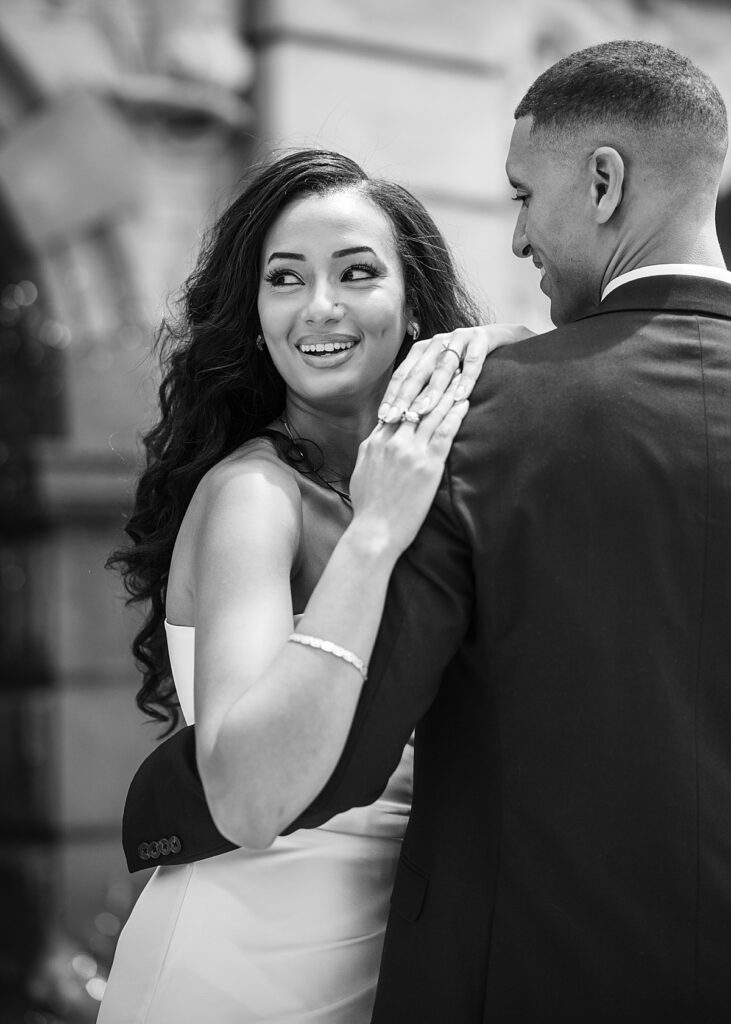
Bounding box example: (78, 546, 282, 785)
(1, 0, 731, 1020)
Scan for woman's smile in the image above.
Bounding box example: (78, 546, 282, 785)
(296, 332, 361, 366)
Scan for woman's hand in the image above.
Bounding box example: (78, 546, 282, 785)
(378, 323, 536, 424)
(349, 377, 469, 557)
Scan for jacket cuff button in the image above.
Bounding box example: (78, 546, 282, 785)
(138, 842, 150, 861)
(170, 835, 182, 854)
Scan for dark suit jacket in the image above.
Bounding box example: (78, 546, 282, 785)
(123, 276, 731, 1022)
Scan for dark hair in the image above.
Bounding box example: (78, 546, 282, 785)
(515, 40, 728, 154)
(109, 148, 483, 729)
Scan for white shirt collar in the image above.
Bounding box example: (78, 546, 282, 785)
(602, 264, 731, 301)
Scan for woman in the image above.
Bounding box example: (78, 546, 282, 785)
(99, 149, 523, 1023)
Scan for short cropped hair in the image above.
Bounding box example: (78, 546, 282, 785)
(515, 40, 728, 151)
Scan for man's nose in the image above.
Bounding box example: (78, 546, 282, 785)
(511, 213, 531, 259)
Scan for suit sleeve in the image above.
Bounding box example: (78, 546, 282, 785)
(285, 463, 474, 831)
(122, 724, 237, 872)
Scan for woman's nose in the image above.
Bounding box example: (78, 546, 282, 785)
(303, 281, 343, 324)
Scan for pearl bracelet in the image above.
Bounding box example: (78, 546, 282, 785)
(287, 633, 368, 681)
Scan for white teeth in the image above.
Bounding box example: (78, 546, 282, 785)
(300, 340, 356, 354)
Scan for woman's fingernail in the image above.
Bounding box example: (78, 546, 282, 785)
(454, 384, 469, 401)
(377, 403, 390, 420)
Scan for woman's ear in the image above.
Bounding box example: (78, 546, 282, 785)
(405, 290, 417, 322)
(404, 299, 417, 334)
(590, 146, 624, 224)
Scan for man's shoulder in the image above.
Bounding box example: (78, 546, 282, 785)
(465, 318, 592, 405)
(450, 308, 646, 467)
(466, 302, 657, 404)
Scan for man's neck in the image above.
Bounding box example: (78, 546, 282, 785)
(601, 229, 726, 298)
(597, 220, 724, 288)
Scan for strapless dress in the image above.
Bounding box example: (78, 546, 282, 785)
(98, 621, 412, 1023)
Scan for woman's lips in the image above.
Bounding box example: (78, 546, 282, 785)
(296, 334, 360, 360)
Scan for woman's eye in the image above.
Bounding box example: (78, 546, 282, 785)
(342, 263, 380, 282)
(264, 269, 302, 287)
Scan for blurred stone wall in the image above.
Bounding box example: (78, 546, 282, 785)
(0, 0, 255, 1017)
(0, 0, 729, 1018)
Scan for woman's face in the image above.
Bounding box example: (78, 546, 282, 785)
(257, 188, 411, 410)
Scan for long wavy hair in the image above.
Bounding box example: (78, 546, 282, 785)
(109, 149, 484, 730)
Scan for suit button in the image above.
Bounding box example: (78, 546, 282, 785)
(138, 842, 150, 861)
(170, 835, 182, 854)
(149, 840, 160, 859)
(159, 837, 170, 856)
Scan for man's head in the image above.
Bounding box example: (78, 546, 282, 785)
(507, 40, 728, 325)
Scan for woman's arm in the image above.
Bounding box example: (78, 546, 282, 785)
(194, 395, 469, 850)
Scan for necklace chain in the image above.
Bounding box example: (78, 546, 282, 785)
(280, 416, 352, 508)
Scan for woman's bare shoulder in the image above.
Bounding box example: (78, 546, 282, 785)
(168, 438, 300, 622)
(177, 437, 302, 558)
(203, 436, 300, 506)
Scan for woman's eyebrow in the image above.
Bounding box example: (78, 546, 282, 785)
(266, 245, 378, 264)
(266, 251, 306, 264)
(331, 246, 377, 258)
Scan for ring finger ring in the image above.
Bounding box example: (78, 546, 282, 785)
(441, 344, 462, 365)
(401, 409, 421, 424)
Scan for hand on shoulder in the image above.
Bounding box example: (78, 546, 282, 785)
(379, 323, 536, 423)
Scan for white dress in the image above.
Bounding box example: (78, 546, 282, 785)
(98, 621, 413, 1024)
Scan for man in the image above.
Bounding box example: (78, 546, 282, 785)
(124, 41, 731, 1020)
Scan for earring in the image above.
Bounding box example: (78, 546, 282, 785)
(255, 334, 264, 351)
(409, 321, 420, 342)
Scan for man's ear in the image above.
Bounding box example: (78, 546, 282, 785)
(589, 146, 624, 224)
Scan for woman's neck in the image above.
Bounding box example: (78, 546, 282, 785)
(281, 396, 378, 482)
